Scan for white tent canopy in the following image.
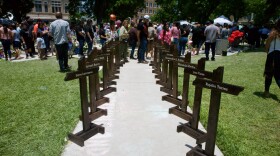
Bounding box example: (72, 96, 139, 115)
(214, 16, 233, 26)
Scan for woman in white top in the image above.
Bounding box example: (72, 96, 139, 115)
(264, 19, 280, 97)
(119, 20, 129, 62)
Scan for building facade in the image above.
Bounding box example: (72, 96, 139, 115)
(137, 0, 160, 19)
(27, 0, 69, 21)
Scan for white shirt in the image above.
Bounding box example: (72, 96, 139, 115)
(269, 38, 280, 53)
(36, 37, 46, 49)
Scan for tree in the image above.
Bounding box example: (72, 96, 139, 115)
(212, 0, 246, 22)
(0, 0, 34, 22)
(82, 0, 144, 24)
(68, 0, 81, 22)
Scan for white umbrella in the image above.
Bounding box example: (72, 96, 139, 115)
(180, 20, 190, 25)
(214, 17, 233, 26)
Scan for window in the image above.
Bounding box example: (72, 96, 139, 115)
(35, 0, 42, 12)
(153, 10, 156, 14)
(149, 10, 152, 14)
(153, 3, 157, 8)
(145, 9, 148, 13)
(44, 1, 48, 12)
(65, 3, 68, 13)
(149, 3, 152, 7)
(51, 1, 61, 13)
(146, 2, 148, 7)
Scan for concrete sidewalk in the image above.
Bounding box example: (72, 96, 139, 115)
(62, 59, 223, 156)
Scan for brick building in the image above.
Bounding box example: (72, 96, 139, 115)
(137, 0, 160, 19)
(27, 0, 69, 21)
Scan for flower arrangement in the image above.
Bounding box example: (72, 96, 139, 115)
(228, 30, 244, 47)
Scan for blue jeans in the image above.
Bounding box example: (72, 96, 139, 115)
(138, 38, 147, 61)
(100, 39, 106, 47)
(130, 42, 136, 58)
(179, 37, 188, 55)
(205, 42, 216, 59)
(78, 39, 84, 55)
(86, 39, 93, 54)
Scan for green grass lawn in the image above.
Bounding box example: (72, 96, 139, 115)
(0, 58, 81, 155)
(0, 51, 279, 156)
(178, 51, 280, 156)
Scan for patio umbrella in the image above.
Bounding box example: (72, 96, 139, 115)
(214, 17, 233, 26)
(180, 20, 190, 25)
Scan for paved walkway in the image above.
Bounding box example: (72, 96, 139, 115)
(62, 59, 223, 156)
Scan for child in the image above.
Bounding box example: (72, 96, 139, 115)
(36, 32, 47, 60)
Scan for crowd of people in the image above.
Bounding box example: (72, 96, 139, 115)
(0, 13, 279, 96)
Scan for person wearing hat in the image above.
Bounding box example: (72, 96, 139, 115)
(137, 15, 149, 63)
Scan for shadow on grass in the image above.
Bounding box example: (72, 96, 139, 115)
(253, 91, 280, 102)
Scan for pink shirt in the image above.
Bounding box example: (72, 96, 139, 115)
(159, 30, 171, 45)
(170, 26, 180, 39)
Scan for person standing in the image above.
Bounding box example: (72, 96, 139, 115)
(11, 24, 21, 59)
(76, 20, 86, 57)
(137, 15, 149, 63)
(170, 21, 180, 55)
(98, 23, 107, 47)
(179, 24, 190, 56)
(85, 19, 94, 54)
(0, 22, 13, 61)
(128, 21, 138, 59)
(119, 20, 129, 62)
(49, 12, 71, 72)
(147, 22, 156, 59)
(204, 20, 220, 61)
(263, 19, 280, 97)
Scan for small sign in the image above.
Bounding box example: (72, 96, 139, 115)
(165, 56, 185, 63)
(64, 68, 99, 81)
(184, 67, 213, 79)
(177, 62, 197, 69)
(193, 78, 244, 95)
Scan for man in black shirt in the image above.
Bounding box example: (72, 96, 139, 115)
(137, 15, 149, 63)
(84, 19, 94, 54)
(76, 20, 86, 56)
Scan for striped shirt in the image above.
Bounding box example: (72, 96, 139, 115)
(49, 19, 71, 45)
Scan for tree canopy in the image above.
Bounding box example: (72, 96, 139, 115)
(68, 0, 145, 23)
(0, 0, 34, 22)
(155, 0, 280, 25)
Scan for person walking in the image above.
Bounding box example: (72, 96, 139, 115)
(263, 19, 280, 97)
(204, 20, 220, 61)
(49, 12, 72, 72)
(137, 15, 149, 63)
(0, 22, 13, 61)
(128, 21, 138, 59)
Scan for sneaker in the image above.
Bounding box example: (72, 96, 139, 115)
(211, 57, 215, 61)
(206, 57, 209, 61)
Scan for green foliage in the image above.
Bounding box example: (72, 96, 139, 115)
(81, 0, 144, 23)
(0, 0, 34, 22)
(155, 0, 280, 25)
